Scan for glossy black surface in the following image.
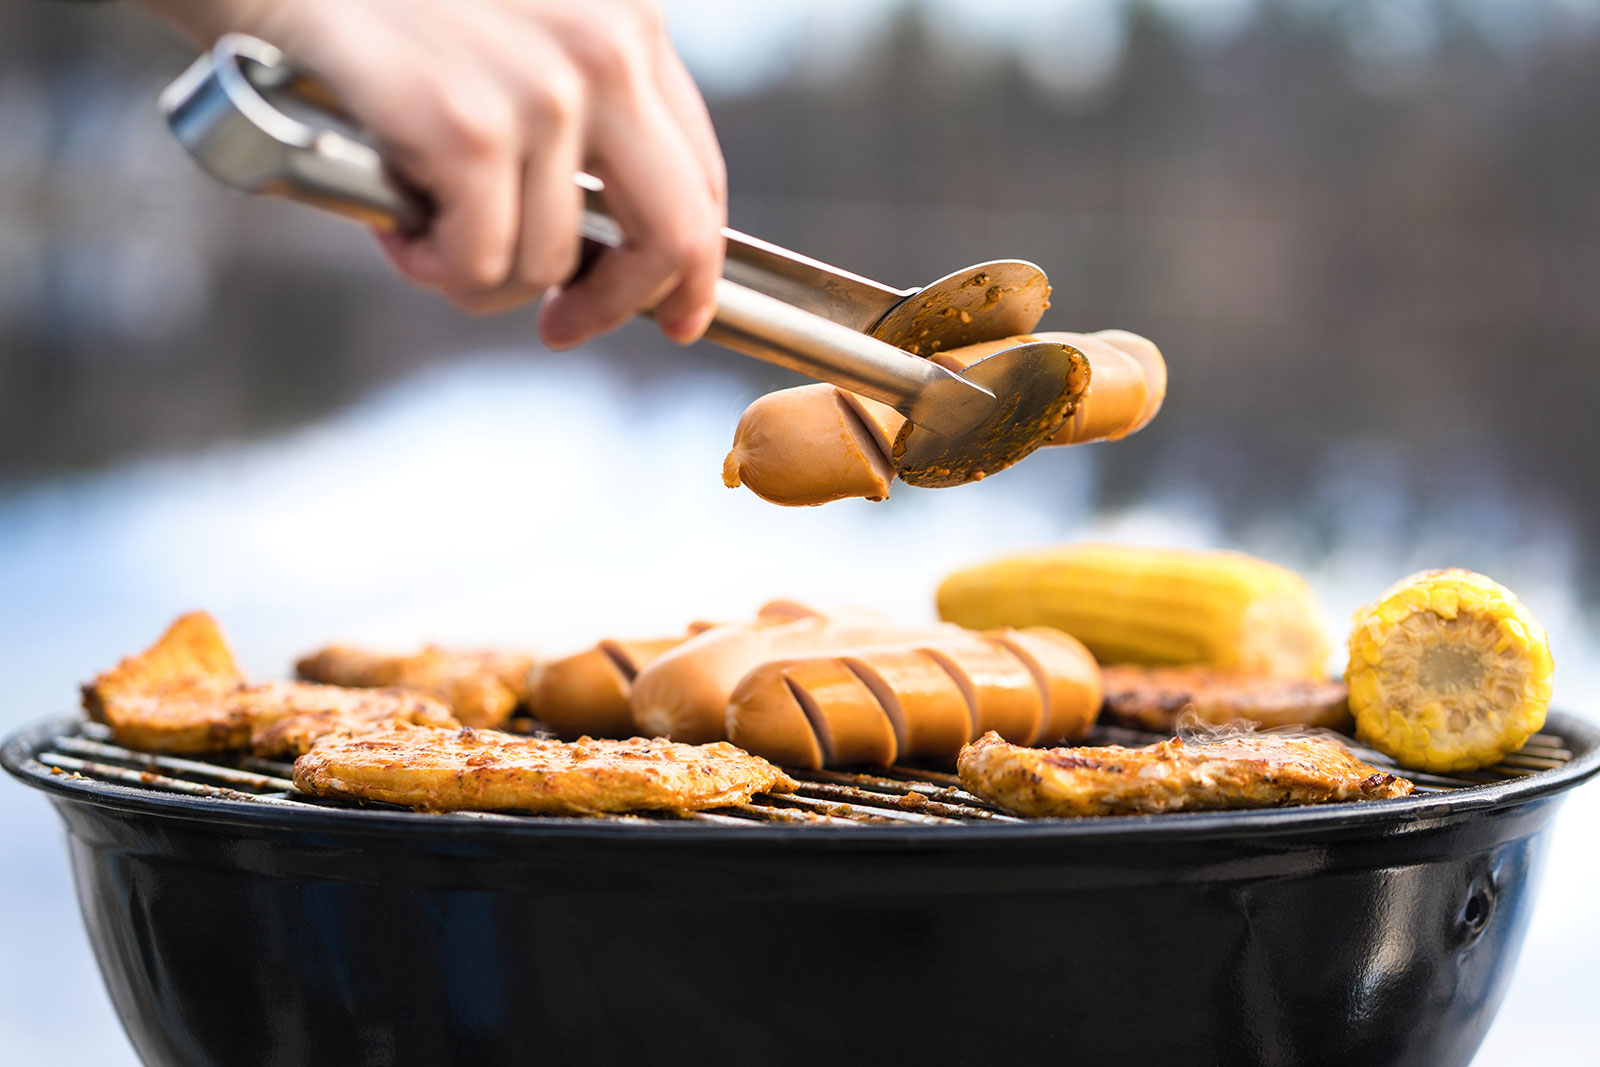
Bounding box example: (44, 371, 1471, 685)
(9, 713, 1600, 1067)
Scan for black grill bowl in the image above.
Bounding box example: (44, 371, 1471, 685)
(7, 712, 1599, 1067)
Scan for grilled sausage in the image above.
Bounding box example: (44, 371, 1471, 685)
(986, 627, 1102, 744)
(840, 647, 973, 764)
(631, 615, 968, 743)
(527, 638, 687, 739)
(722, 330, 1164, 506)
(779, 656, 900, 766)
(1091, 329, 1166, 431)
(725, 631, 1103, 769)
(929, 331, 1160, 446)
(920, 639, 1043, 746)
(721, 384, 896, 506)
(1041, 334, 1147, 444)
(741, 599, 824, 623)
(528, 602, 833, 738)
(721, 659, 827, 767)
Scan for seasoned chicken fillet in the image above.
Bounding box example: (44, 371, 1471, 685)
(84, 613, 459, 753)
(101, 681, 457, 756)
(293, 724, 795, 814)
(244, 684, 459, 756)
(296, 645, 534, 727)
(98, 679, 256, 754)
(82, 611, 242, 722)
(1099, 665, 1352, 733)
(958, 730, 1413, 817)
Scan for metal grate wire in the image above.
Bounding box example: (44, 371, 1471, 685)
(27, 720, 1576, 828)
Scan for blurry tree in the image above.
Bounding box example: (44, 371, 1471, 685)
(1, 0, 1597, 585)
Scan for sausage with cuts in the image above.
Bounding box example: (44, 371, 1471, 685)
(722, 330, 1165, 507)
(724, 627, 1102, 769)
(528, 602, 822, 739)
(631, 612, 969, 743)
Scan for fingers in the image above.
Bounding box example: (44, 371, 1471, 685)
(538, 99, 720, 347)
(652, 206, 725, 345)
(387, 81, 522, 297)
(509, 125, 586, 308)
(654, 44, 728, 207)
(538, 5, 725, 348)
(409, 11, 588, 314)
(646, 43, 730, 342)
(250, 0, 727, 342)
(282, 25, 530, 304)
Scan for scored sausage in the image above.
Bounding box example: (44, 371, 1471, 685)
(777, 656, 900, 766)
(986, 627, 1101, 744)
(721, 384, 896, 507)
(1054, 335, 1147, 444)
(1091, 329, 1166, 431)
(840, 647, 974, 764)
(528, 601, 825, 739)
(920, 639, 1043, 746)
(723, 330, 1165, 507)
(631, 615, 969, 743)
(928, 331, 1160, 446)
(528, 636, 690, 739)
(722, 660, 827, 767)
(725, 630, 1103, 769)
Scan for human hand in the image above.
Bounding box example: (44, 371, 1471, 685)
(137, 0, 727, 348)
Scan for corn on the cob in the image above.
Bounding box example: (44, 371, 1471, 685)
(1345, 569, 1552, 772)
(936, 544, 1330, 679)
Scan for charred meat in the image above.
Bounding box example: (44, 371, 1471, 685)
(101, 680, 457, 756)
(296, 645, 533, 728)
(958, 730, 1412, 817)
(1099, 665, 1351, 733)
(293, 724, 794, 814)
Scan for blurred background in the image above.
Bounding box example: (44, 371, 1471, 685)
(2, 0, 1597, 1061)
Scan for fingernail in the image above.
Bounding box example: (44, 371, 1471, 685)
(538, 308, 579, 351)
(537, 296, 563, 334)
(541, 326, 579, 351)
(663, 308, 713, 346)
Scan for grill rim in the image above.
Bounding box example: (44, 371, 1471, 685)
(7, 711, 1599, 845)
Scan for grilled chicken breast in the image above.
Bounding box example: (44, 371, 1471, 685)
(97, 680, 255, 754)
(245, 685, 459, 757)
(295, 645, 534, 728)
(1099, 665, 1352, 733)
(101, 681, 458, 756)
(293, 724, 795, 814)
(958, 730, 1413, 817)
(85, 613, 461, 755)
(81, 611, 242, 722)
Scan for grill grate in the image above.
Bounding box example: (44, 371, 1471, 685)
(22, 719, 1580, 827)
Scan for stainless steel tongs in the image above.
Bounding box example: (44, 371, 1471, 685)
(160, 34, 1077, 486)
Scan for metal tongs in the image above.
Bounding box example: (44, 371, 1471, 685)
(160, 35, 1076, 486)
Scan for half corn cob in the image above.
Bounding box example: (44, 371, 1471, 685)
(1346, 569, 1552, 772)
(937, 544, 1331, 679)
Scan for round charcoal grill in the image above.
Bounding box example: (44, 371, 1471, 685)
(7, 711, 1599, 1067)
